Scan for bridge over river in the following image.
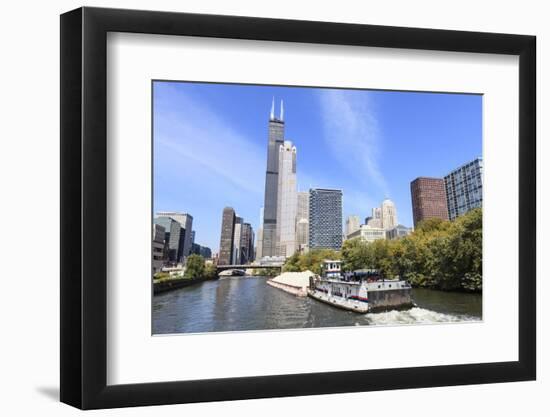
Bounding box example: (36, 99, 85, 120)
(216, 263, 283, 272)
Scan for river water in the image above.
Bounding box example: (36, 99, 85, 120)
(152, 276, 482, 335)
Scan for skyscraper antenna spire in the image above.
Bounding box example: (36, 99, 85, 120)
(270, 97, 275, 120)
(280, 99, 284, 121)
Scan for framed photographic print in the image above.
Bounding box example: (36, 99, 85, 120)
(60, 6, 536, 409)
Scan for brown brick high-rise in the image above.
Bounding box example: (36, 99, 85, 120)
(410, 177, 449, 227)
(219, 207, 236, 265)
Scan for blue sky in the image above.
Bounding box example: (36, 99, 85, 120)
(153, 81, 482, 253)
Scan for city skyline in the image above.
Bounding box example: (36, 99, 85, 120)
(153, 81, 482, 252)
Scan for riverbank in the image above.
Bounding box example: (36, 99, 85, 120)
(153, 276, 217, 294)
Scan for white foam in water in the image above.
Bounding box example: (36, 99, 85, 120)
(364, 307, 481, 326)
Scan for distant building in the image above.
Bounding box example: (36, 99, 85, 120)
(296, 191, 309, 251)
(191, 242, 201, 255)
(444, 157, 483, 220)
(156, 212, 193, 260)
(296, 218, 309, 252)
(381, 199, 398, 230)
(199, 246, 212, 259)
(309, 188, 343, 250)
(258, 255, 286, 266)
(366, 218, 382, 228)
(410, 177, 449, 227)
(240, 222, 255, 264)
(276, 140, 298, 257)
(255, 227, 263, 261)
(154, 216, 185, 264)
(296, 192, 309, 222)
(348, 224, 386, 243)
(218, 211, 255, 265)
(365, 199, 398, 230)
(386, 224, 413, 240)
(219, 207, 236, 265)
(372, 207, 382, 227)
(233, 216, 243, 265)
(255, 207, 264, 260)
(345, 215, 361, 238)
(191, 242, 212, 259)
(366, 208, 382, 228)
(152, 223, 166, 274)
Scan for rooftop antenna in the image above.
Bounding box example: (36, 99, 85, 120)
(270, 97, 275, 120)
(280, 99, 284, 121)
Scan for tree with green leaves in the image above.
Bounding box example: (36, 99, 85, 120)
(203, 263, 218, 280)
(282, 249, 341, 274)
(184, 254, 205, 279)
(395, 208, 482, 291)
(282, 252, 301, 272)
(281, 209, 482, 292)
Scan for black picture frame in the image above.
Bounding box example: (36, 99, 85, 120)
(60, 6, 536, 410)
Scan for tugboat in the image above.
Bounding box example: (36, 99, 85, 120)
(307, 260, 414, 313)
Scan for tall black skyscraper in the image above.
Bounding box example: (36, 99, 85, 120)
(261, 99, 285, 257)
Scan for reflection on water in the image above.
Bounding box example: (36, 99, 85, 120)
(152, 276, 482, 335)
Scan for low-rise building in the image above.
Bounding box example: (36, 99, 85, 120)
(386, 224, 413, 240)
(345, 215, 361, 238)
(347, 224, 386, 243)
(258, 255, 286, 266)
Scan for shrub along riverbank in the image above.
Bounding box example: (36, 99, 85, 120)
(153, 254, 218, 294)
(283, 208, 482, 292)
(183, 254, 218, 280)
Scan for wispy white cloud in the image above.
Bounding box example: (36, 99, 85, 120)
(154, 86, 267, 250)
(155, 88, 265, 196)
(317, 89, 389, 197)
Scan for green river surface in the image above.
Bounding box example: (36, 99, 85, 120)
(153, 275, 482, 334)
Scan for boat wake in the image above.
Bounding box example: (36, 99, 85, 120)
(363, 307, 481, 326)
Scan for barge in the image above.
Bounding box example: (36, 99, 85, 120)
(307, 260, 415, 313)
(266, 271, 314, 297)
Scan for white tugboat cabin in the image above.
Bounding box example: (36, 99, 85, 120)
(307, 260, 414, 313)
